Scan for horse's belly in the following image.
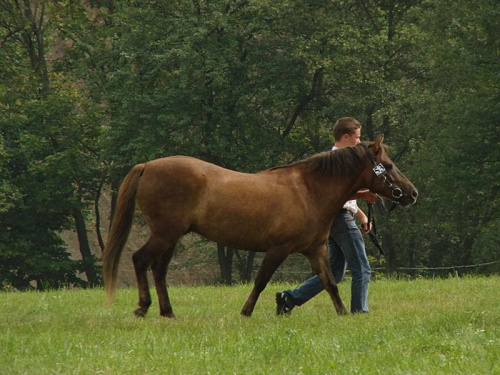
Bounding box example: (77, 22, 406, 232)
(193, 202, 314, 252)
(193, 213, 271, 251)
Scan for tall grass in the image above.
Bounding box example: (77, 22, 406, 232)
(1, 276, 499, 374)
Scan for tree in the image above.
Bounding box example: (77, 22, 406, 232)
(0, 0, 105, 288)
(403, 0, 500, 273)
(2, 0, 498, 287)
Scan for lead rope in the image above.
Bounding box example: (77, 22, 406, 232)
(367, 203, 384, 257)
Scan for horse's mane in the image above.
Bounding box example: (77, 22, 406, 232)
(305, 146, 365, 175)
(270, 141, 388, 175)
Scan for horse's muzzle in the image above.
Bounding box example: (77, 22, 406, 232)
(400, 188, 418, 206)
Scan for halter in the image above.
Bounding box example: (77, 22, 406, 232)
(362, 144, 402, 257)
(362, 145, 403, 200)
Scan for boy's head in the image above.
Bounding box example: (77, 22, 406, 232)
(333, 117, 362, 146)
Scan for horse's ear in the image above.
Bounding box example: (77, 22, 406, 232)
(373, 134, 384, 154)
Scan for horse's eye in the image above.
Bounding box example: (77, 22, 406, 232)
(384, 164, 393, 170)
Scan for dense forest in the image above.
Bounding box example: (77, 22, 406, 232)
(1, 0, 499, 290)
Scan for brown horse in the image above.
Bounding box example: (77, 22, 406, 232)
(103, 135, 417, 318)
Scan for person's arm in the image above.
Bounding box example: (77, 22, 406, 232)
(350, 189, 378, 204)
(349, 190, 376, 233)
(356, 208, 372, 234)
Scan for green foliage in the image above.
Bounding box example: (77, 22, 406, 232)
(0, 138, 21, 213)
(0, 89, 98, 289)
(103, 1, 326, 171)
(1, 0, 499, 288)
(386, 0, 500, 271)
(0, 2, 106, 288)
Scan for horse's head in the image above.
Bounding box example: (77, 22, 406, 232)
(360, 135, 418, 207)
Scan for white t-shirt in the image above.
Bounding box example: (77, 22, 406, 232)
(332, 146, 358, 215)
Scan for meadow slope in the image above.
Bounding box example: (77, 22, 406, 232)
(1, 276, 499, 374)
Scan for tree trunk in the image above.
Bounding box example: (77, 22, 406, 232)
(364, 107, 376, 141)
(108, 180, 119, 229)
(18, 1, 50, 94)
(94, 180, 105, 252)
(72, 208, 99, 286)
(383, 229, 396, 275)
(239, 251, 255, 283)
(282, 67, 324, 138)
(217, 244, 233, 285)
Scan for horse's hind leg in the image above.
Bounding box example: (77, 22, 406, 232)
(132, 235, 178, 318)
(241, 250, 288, 317)
(305, 245, 348, 315)
(151, 239, 177, 318)
(132, 238, 155, 317)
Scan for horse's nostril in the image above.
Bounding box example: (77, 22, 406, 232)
(412, 189, 418, 199)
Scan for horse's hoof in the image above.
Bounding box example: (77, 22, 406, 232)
(134, 308, 148, 318)
(240, 310, 252, 317)
(160, 312, 176, 319)
(338, 308, 349, 316)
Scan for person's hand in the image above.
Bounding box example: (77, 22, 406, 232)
(364, 192, 378, 205)
(360, 221, 372, 234)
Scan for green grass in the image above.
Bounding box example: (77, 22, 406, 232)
(1, 276, 499, 374)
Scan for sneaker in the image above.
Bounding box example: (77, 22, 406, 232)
(275, 292, 293, 316)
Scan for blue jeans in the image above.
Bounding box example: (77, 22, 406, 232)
(286, 211, 371, 313)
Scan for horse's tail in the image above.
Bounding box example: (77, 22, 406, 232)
(103, 163, 146, 306)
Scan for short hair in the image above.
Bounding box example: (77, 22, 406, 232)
(333, 117, 361, 141)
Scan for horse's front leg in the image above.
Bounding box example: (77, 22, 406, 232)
(241, 250, 288, 317)
(305, 245, 348, 315)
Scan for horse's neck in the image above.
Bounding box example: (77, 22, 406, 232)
(306, 169, 364, 216)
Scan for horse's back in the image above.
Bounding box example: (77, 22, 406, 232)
(135, 156, 261, 234)
(138, 156, 250, 194)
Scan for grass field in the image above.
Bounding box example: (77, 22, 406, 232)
(1, 276, 499, 374)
